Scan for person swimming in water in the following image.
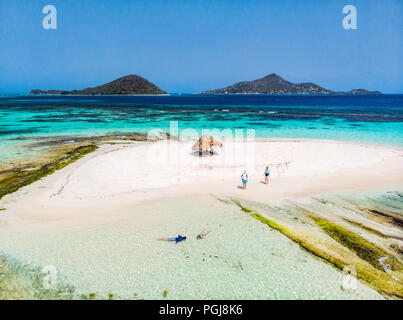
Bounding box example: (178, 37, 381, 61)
(241, 171, 248, 189)
(264, 166, 270, 184)
(196, 230, 211, 239)
(157, 235, 187, 243)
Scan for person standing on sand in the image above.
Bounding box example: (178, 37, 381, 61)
(241, 171, 248, 189)
(264, 166, 270, 184)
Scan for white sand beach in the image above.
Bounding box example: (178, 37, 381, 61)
(2, 139, 402, 220)
(0, 139, 402, 299)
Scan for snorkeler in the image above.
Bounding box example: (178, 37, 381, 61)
(196, 230, 211, 239)
(157, 235, 187, 243)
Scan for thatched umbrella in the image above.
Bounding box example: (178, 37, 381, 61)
(192, 135, 223, 155)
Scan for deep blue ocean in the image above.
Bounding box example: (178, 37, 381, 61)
(0, 94, 402, 164)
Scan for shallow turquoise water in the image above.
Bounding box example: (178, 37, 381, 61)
(0, 195, 385, 299)
(0, 95, 401, 299)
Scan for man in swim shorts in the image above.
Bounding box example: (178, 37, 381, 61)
(157, 235, 187, 243)
(241, 171, 248, 189)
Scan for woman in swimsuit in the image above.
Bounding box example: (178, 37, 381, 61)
(196, 230, 211, 239)
(264, 166, 270, 184)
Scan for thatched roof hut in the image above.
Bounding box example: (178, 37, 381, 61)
(192, 135, 223, 152)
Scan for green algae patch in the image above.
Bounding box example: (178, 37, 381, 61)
(0, 144, 98, 200)
(310, 216, 402, 272)
(361, 208, 403, 228)
(251, 213, 287, 233)
(390, 243, 403, 256)
(249, 213, 335, 264)
(215, 197, 233, 205)
(232, 199, 254, 213)
(232, 199, 403, 298)
(342, 218, 392, 239)
(253, 213, 403, 298)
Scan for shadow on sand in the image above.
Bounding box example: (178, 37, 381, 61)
(189, 151, 220, 158)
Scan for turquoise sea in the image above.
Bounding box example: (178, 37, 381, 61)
(0, 194, 396, 300)
(0, 94, 402, 299)
(1, 94, 402, 166)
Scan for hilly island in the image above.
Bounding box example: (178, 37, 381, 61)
(30, 75, 167, 95)
(200, 73, 381, 95)
(30, 73, 381, 95)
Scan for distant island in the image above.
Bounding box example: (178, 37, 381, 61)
(200, 73, 381, 95)
(30, 73, 382, 96)
(30, 75, 167, 95)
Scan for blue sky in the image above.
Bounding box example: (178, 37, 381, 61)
(0, 0, 402, 93)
